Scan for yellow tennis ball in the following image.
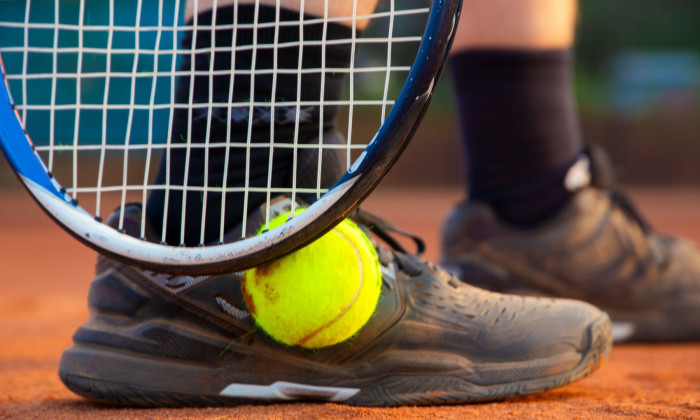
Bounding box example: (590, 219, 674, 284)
(242, 210, 382, 349)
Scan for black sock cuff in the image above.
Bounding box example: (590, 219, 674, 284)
(470, 154, 581, 201)
(451, 49, 573, 64)
(450, 49, 574, 87)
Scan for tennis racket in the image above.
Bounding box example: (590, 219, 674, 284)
(0, 0, 461, 274)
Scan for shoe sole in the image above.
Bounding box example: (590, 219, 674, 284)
(58, 314, 612, 407)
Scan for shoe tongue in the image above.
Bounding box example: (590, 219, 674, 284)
(103, 204, 157, 241)
(221, 196, 302, 242)
(263, 196, 298, 220)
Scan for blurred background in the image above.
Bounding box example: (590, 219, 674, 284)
(384, 0, 700, 189)
(1, 0, 700, 191)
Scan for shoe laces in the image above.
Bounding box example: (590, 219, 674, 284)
(587, 143, 653, 234)
(352, 208, 429, 277)
(607, 186, 652, 234)
(587, 144, 673, 267)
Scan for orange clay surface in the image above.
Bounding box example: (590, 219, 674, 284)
(0, 186, 699, 419)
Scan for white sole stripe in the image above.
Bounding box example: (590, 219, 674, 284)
(219, 381, 360, 402)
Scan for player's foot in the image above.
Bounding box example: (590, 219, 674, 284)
(441, 146, 700, 342)
(59, 199, 611, 407)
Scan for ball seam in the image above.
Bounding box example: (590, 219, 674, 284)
(297, 228, 364, 346)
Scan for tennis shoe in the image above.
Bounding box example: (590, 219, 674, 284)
(59, 199, 611, 406)
(441, 146, 700, 342)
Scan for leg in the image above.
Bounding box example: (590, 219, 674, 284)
(451, 0, 583, 226)
(148, 0, 379, 246)
(453, 0, 576, 50)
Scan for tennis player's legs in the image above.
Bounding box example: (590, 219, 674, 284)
(58, 0, 612, 406)
(146, 0, 380, 247)
(443, 0, 700, 341)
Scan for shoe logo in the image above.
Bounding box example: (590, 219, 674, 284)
(219, 381, 360, 402)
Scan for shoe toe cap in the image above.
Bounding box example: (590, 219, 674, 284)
(471, 293, 611, 363)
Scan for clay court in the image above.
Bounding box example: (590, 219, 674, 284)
(0, 186, 698, 419)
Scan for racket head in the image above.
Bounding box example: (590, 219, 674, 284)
(0, 0, 461, 274)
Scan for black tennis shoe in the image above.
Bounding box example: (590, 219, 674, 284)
(441, 147, 700, 342)
(59, 201, 611, 406)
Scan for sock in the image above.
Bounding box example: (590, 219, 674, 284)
(146, 5, 352, 246)
(450, 49, 584, 226)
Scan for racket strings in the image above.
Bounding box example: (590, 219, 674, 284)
(0, 0, 428, 246)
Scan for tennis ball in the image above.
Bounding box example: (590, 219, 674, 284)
(242, 210, 382, 349)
